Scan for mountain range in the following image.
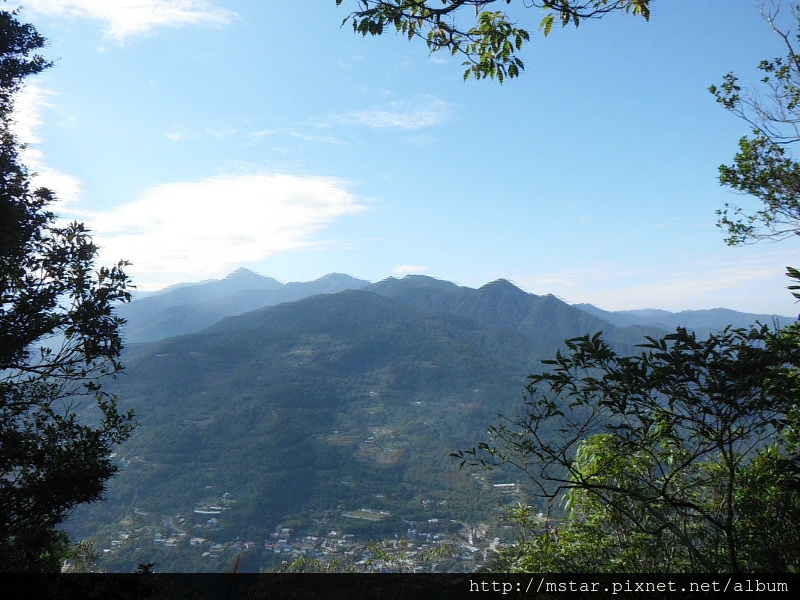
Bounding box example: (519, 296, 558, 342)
(65, 269, 792, 571)
(574, 303, 791, 337)
(118, 269, 371, 343)
(119, 268, 792, 344)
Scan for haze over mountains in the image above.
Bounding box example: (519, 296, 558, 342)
(120, 268, 792, 344)
(118, 269, 371, 343)
(68, 269, 793, 571)
(574, 303, 791, 338)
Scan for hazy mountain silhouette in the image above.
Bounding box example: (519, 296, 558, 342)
(574, 302, 792, 337)
(119, 270, 370, 343)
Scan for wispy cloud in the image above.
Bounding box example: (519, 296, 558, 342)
(10, 85, 365, 291)
(11, 85, 82, 209)
(83, 174, 367, 289)
(247, 129, 273, 140)
(166, 125, 274, 144)
(392, 265, 430, 276)
(24, 0, 237, 42)
(513, 251, 800, 314)
(166, 130, 187, 141)
(290, 131, 348, 146)
(330, 97, 453, 130)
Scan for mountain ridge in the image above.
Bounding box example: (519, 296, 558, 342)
(121, 269, 793, 345)
(574, 302, 792, 335)
(118, 271, 371, 343)
(67, 269, 793, 572)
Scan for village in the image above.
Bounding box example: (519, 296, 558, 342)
(83, 482, 539, 573)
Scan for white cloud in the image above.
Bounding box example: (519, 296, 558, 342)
(248, 129, 273, 140)
(9, 85, 48, 145)
(290, 131, 347, 146)
(166, 126, 273, 143)
(392, 265, 430, 276)
(85, 174, 367, 289)
(334, 97, 452, 130)
(11, 85, 82, 209)
(24, 0, 237, 41)
(166, 130, 187, 141)
(206, 125, 240, 139)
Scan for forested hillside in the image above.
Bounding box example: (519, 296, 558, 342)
(66, 277, 666, 571)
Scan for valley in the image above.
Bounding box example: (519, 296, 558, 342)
(64, 270, 791, 572)
(71, 462, 525, 573)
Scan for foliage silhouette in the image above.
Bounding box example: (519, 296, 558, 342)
(0, 8, 135, 572)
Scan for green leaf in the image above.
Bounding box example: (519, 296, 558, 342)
(540, 13, 554, 37)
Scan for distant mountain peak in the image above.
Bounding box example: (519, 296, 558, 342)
(225, 267, 268, 280)
(373, 274, 457, 288)
(481, 278, 514, 287)
(478, 278, 530, 296)
(316, 272, 362, 282)
(401, 274, 442, 282)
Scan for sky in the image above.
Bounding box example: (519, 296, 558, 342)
(10, 0, 800, 315)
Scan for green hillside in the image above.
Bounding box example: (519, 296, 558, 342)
(66, 280, 664, 571)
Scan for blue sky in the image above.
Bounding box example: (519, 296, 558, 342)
(12, 0, 800, 315)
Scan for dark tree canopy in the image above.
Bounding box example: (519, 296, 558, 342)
(456, 326, 800, 572)
(0, 9, 48, 108)
(0, 9, 135, 572)
(337, 0, 651, 81)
